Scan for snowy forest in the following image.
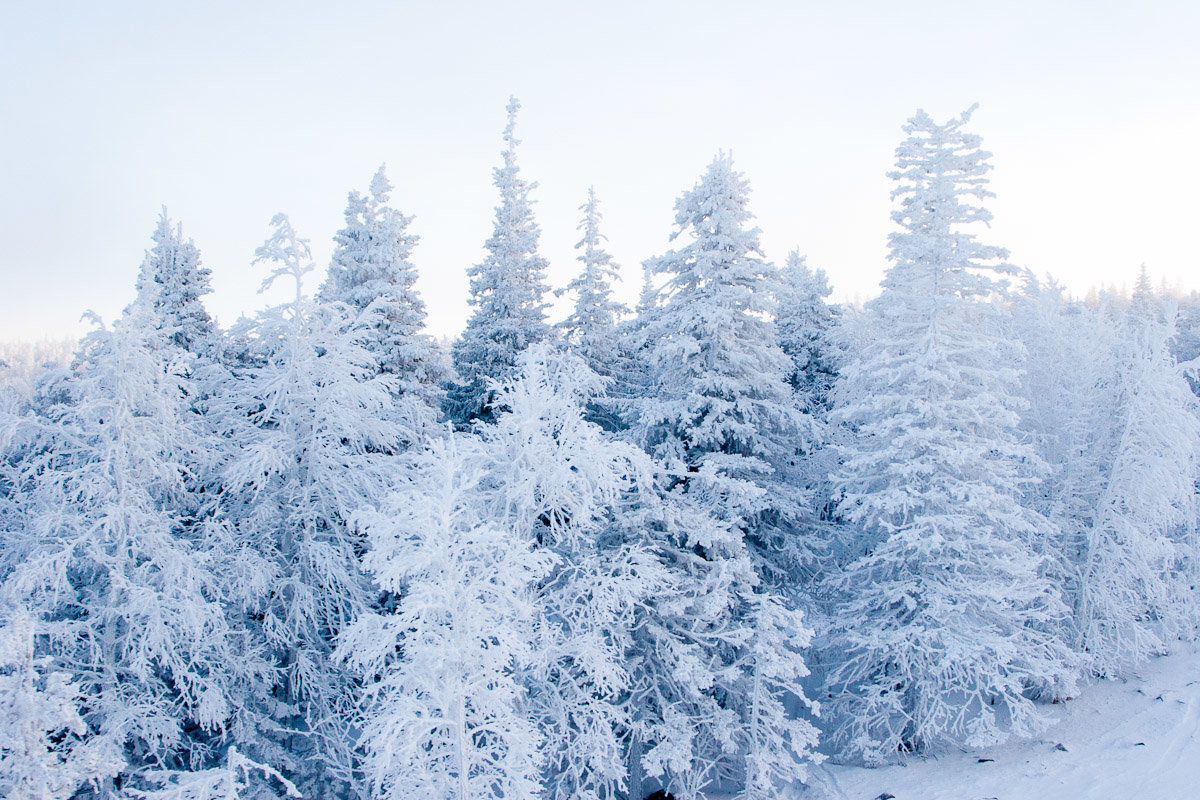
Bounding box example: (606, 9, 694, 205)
(3, 99, 1200, 800)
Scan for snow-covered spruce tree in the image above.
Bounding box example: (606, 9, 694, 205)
(481, 348, 656, 800)
(343, 347, 655, 800)
(1130, 263, 1162, 321)
(558, 187, 629, 429)
(0, 297, 266, 792)
(131, 747, 300, 800)
(1071, 300, 1200, 675)
(774, 250, 841, 546)
(631, 152, 813, 577)
(126, 212, 230, 572)
(211, 214, 400, 797)
(1014, 277, 1200, 677)
(319, 165, 447, 443)
(448, 97, 552, 425)
(776, 250, 838, 416)
(345, 347, 820, 800)
(624, 466, 820, 800)
(559, 187, 628, 378)
(338, 434, 554, 800)
(822, 107, 1076, 763)
(133, 209, 219, 358)
(483, 348, 820, 800)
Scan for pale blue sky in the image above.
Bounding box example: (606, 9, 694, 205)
(2, 0, 1198, 341)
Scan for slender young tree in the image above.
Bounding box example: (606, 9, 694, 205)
(320, 166, 447, 442)
(559, 187, 628, 377)
(822, 107, 1076, 763)
(448, 97, 552, 425)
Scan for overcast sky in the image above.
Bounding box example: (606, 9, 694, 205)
(2, 0, 1198, 342)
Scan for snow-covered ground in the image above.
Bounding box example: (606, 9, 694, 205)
(800, 644, 1200, 800)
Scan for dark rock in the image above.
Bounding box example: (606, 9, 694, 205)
(977, 757, 994, 763)
(1054, 742, 1068, 752)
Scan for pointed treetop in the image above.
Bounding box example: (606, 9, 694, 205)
(577, 185, 603, 245)
(882, 104, 1013, 304)
(635, 262, 658, 315)
(369, 164, 392, 204)
(504, 96, 521, 150)
(575, 185, 610, 254)
(669, 151, 762, 252)
(1131, 263, 1160, 320)
(128, 207, 216, 355)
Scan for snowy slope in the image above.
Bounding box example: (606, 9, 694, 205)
(800, 644, 1200, 800)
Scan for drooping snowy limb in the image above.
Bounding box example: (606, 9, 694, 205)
(320, 165, 447, 443)
(126, 747, 300, 800)
(448, 97, 553, 425)
(822, 107, 1076, 763)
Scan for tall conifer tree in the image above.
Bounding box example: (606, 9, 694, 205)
(320, 166, 446, 442)
(632, 153, 811, 573)
(449, 98, 552, 425)
(822, 107, 1075, 762)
